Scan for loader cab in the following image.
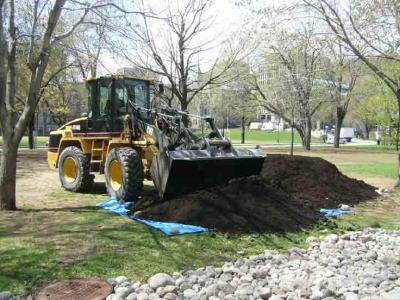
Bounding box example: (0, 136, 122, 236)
(86, 76, 152, 132)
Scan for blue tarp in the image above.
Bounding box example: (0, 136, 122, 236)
(97, 198, 208, 236)
(320, 208, 353, 217)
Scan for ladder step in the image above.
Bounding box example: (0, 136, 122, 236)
(92, 148, 104, 151)
(91, 160, 102, 163)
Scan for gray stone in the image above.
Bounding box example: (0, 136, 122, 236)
(0, 292, 13, 300)
(381, 287, 400, 300)
(107, 279, 118, 287)
(183, 289, 197, 298)
(149, 273, 175, 290)
(324, 234, 339, 244)
(105, 294, 115, 300)
(258, 287, 272, 299)
(126, 293, 138, 300)
(137, 293, 149, 300)
(344, 292, 359, 300)
(115, 286, 134, 298)
(115, 276, 129, 285)
(365, 251, 378, 260)
(234, 288, 252, 296)
(306, 236, 318, 243)
(163, 293, 177, 300)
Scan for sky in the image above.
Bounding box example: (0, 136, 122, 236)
(99, 0, 245, 74)
(98, 0, 295, 75)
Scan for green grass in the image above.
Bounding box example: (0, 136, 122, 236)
(0, 136, 48, 147)
(0, 203, 378, 294)
(339, 163, 397, 179)
(1, 150, 399, 294)
(225, 128, 322, 144)
(345, 144, 397, 152)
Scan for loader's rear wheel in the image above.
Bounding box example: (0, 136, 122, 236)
(105, 147, 144, 203)
(58, 146, 93, 192)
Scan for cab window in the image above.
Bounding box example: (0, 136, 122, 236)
(99, 84, 110, 116)
(115, 83, 127, 113)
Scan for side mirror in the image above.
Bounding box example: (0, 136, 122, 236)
(158, 83, 164, 95)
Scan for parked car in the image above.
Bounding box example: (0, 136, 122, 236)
(326, 134, 347, 144)
(340, 127, 355, 142)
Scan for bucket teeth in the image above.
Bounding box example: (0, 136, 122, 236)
(150, 149, 266, 200)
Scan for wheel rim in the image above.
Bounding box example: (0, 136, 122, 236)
(109, 160, 123, 191)
(63, 157, 77, 183)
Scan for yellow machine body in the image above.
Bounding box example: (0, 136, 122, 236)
(47, 117, 159, 180)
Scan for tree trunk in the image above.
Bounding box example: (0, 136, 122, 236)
(302, 117, 312, 150)
(180, 101, 189, 127)
(334, 108, 345, 149)
(395, 94, 400, 188)
(396, 109, 400, 152)
(365, 124, 370, 140)
(0, 141, 18, 210)
(241, 115, 245, 144)
(290, 122, 294, 156)
(28, 116, 35, 149)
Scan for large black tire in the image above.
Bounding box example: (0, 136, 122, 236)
(104, 147, 144, 203)
(58, 146, 93, 192)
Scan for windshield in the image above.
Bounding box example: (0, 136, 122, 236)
(124, 79, 150, 109)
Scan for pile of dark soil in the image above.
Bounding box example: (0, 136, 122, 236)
(133, 154, 379, 233)
(134, 176, 320, 233)
(262, 154, 379, 209)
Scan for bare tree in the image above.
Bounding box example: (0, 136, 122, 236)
(71, 18, 108, 78)
(304, 0, 400, 185)
(115, 0, 241, 125)
(321, 41, 360, 148)
(0, 0, 95, 210)
(254, 24, 324, 150)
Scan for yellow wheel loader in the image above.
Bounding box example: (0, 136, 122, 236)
(47, 75, 266, 202)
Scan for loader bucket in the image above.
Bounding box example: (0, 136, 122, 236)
(150, 149, 266, 200)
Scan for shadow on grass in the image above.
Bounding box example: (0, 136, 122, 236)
(0, 246, 60, 292)
(18, 206, 102, 213)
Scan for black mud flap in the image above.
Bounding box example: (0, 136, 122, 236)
(150, 149, 266, 200)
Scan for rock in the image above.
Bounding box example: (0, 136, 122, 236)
(148, 273, 175, 290)
(258, 287, 272, 299)
(344, 292, 359, 300)
(0, 292, 13, 300)
(365, 251, 378, 260)
(163, 293, 177, 300)
(234, 287, 252, 295)
(105, 294, 115, 300)
(137, 293, 149, 300)
(324, 234, 339, 244)
(98, 230, 400, 300)
(115, 286, 134, 298)
(381, 287, 400, 300)
(339, 204, 351, 211)
(183, 289, 197, 298)
(163, 285, 178, 294)
(115, 276, 129, 285)
(107, 278, 118, 287)
(126, 293, 138, 300)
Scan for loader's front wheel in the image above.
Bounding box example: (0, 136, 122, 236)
(58, 146, 93, 192)
(105, 147, 144, 203)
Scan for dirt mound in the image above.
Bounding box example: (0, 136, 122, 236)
(134, 176, 320, 233)
(133, 154, 379, 233)
(262, 154, 378, 209)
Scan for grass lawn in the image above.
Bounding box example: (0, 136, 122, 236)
(225, 128, 323, 144)
(344, 144, 397, 152)
(0, 136, 48, 147)
(0, 149, 399, 294)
